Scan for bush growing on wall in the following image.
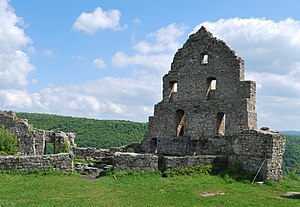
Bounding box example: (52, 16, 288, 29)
(57, 142, 69, 153)
(0, 126, 18, 155)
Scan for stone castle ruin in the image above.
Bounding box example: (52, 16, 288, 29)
(138, 26, 285, 180)
(0, 27, 285, 181)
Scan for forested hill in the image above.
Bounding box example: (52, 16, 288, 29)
(17, 112, 148, 149)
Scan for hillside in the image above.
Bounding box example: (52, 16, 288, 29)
(283, 135, 300, 175)
(17, 112, 147, 149)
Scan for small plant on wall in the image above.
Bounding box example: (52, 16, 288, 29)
(57, 141, 70, 153)
(0, 126, 18, 155)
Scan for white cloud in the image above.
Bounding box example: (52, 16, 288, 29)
(0, 89, 43, 109)
(112, 23, 187, 76)
(112, 51, 171, 72)
(193, 18, 300, 75)
(0, 0, 34, 90)
(0, 73, 160, 121)
(72, 7, 125, 34)
(133, 23, 186, 54)
(93, 58, 106, 69)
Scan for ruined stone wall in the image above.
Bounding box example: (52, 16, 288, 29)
(0, 111, 76, 156)
(0, 111, 35, 155)
(43, 131, 75, 154)
(0, 153, 73, 172)
(73, 147, 110, 159)
(143, 129, 285, 180)
(228, 130, 285, 180)
(33, 130, 46, 155)
(163, 155, 228, 171)
(113, 152, 158, 172)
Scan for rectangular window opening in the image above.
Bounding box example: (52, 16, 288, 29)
(201, 53, 209, 64)
(216, 113, 226, 135)
(211, 79, 216, 90)
(169, 81, 178, 102)
(44, 142, 55, 154)
(206, 77, 217, 100)
(176, 109, 184, 137)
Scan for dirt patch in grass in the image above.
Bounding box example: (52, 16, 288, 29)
(198, 191, 225, 197)
(279, 192, 300, 199)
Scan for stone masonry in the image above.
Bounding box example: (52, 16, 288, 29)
(139, 26, 285, 180)
(0, 111, 75, 156)
(0, 153, 73, 172)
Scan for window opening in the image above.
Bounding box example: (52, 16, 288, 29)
(150, 138, 157, 153)
(169, 81, 177, 102)
(176, 109, 185, 137)
(211, 79, 216, 90)
(201, 53, 208, 64)
(206, 77, 217, 100)
(216, 113, 226, 135)
(44, 141, 55, 154)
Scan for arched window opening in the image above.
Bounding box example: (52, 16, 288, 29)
(126, 147, 135, 153)
(150, 138, 157, 153)
(176, 109, 185, 137)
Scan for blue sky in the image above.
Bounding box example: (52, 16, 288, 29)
(1, 0, 300, 130)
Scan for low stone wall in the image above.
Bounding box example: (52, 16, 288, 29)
(163, 155, 228, 171)
(110, 142, 143, 153)
(0, 153, 73, 172)
(72, 147, 111, 159)
(113, 152, 158, 172)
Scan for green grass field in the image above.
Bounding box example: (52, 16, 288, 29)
(0, 171, 299, 207)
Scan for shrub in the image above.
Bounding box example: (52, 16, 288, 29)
(57, 142, 69, 153)
(0, 126, 18, 155)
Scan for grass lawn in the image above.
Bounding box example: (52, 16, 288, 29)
(0, 171, 299, 207)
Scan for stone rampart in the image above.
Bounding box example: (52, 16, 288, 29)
(0, 153, 73, 172)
